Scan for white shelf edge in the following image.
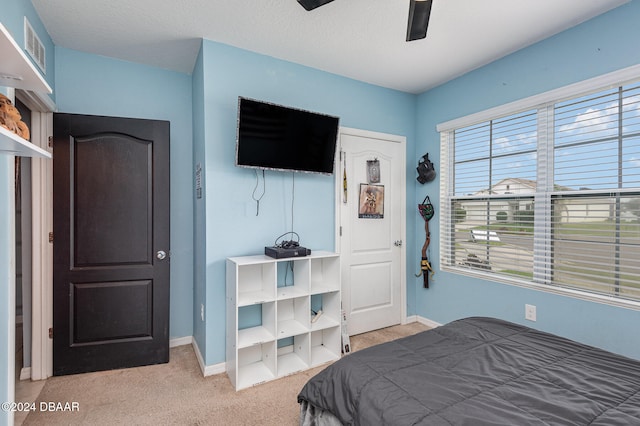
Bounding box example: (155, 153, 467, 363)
(310, 285, 340, 295)
(276, 319, 308, 339)
(276, 286, 308, 300)
(311, 345, 340, 367)
(307, 251, 338, 259)
(0, 22, 52, 94)
(238, 290, 275, 307)
(0, 125, 51, 158)
(311, 316, 340, 332)
(277, 352, 308, 377)
(228, 251, 339, 265)
(238, 326, 275, 349)
(237, 362, 275, 390)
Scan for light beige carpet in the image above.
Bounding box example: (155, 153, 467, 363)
(23, 322, 429, 425)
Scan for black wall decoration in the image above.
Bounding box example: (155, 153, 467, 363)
(416, 153, 436, 184)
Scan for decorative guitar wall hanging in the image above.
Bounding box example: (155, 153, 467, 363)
(416, 195, 435, 288)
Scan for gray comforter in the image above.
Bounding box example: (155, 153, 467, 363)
(297, 317, 640, 425)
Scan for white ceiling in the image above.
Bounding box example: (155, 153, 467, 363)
(31, 0, 628, 94)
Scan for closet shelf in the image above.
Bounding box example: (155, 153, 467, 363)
(0, 23, 52, 94)
(0, 125, 51, 158)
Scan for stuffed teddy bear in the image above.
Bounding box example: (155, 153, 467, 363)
(0, 93, 30, 140)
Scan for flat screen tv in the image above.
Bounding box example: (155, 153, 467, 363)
(236, 97, 340, 175)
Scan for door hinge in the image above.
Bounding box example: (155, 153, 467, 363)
(48, 327, 53, 339)
(49, 232, 53, 243)
(339, 226, 342, 236)
(48, 136, 53, 147)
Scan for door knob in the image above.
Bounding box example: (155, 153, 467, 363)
(156, 250, 167, 260)
(394, 240, 403, 247)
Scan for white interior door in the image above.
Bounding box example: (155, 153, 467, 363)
(336, 128, 405, 336)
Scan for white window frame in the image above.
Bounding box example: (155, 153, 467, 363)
(437, 64, 640, 310)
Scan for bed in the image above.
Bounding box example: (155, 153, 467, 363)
(297, 317, 640, 425)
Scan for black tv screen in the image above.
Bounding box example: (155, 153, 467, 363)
(236, 97, 339, 175)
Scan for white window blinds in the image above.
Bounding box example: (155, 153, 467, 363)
(550, 83, 640, 300)
(440, 80, 640, 303)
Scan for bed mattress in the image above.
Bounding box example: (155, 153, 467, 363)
(297, 317, 640, 425)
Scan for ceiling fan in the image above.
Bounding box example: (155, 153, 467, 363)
(297, 0, 434, 42)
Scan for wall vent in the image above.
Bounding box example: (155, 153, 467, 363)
(24, 17, 46, 74)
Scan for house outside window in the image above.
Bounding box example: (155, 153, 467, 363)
(439, 76, 640, 303)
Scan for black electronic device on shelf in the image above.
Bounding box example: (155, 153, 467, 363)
(264, 245, 311, 259)
(265, 232, 311, 259)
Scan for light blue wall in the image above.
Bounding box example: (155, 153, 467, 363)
(415, 1, 640, 360)
(54, 47, 195, 340)
(195, 40, 416, 365)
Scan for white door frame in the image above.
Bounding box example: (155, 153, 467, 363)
(334, 126, 407, 326)
(15, 89, 55, 381)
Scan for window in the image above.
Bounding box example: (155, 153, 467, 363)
(440, 77, 640, 304)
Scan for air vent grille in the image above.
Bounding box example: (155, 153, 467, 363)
(24, 17, 46, 74)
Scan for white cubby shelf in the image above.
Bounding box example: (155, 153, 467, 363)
(226, 251, 341, 390)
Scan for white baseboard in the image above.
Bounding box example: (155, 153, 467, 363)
(170, 336, 193, 348)
(191, 338, 206, 373)
(404, 314, 418, 324)
(191, 338, 226, 377)
(19, 367, 31, 381)
(404, 315, 442, 329)
(416, 316, 442, 329)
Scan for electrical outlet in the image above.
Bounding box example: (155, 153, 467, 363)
(201, 304, 205, 322)
(525, 304, 537, 322)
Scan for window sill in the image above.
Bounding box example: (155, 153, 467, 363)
(441, 265, 640, 311)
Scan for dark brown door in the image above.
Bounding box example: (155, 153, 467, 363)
(53, 113, 170, 375)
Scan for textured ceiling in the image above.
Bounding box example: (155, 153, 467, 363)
(32, 0, 628, 94)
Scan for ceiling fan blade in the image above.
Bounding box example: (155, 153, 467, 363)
(297, 0, 335, 11)
(407, 0, 433, 42)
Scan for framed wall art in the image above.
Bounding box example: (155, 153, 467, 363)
(358, 184, 384, 219)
